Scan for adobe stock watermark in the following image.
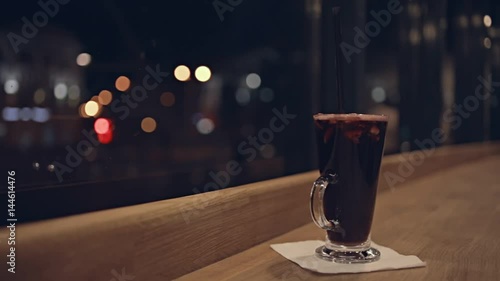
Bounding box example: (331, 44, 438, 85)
(180, 106, 297, 224)
(212, 0, 244, 22)
(7, 0, 71, 54)
(384, 75, 500, 189)
(341, 0, 403, 63)
(109, 268, 135, 281)
(52, 64, 169, 182)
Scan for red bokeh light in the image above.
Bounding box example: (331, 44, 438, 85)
(94, 118, 110, 134)
(97, 131, 113, 144)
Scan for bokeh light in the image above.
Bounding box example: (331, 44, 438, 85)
(160, 92, 175, 107)
(259, 88, 274, 103)
(90, 96, 103, 117)
(371, 87, 386, 103)
(235, 88, 251, 106)
(94, 118, 111, 134)
(68, 85, 80, 101)
(471, 14, 482, 27)
(54, 83, 68, 100)
(141, 117, 157, 133)
(458, 15, 468, 28)
(2, 107, 19, 122)
(484, 15, 492, 28)
(174, 65, 190, 81)
(408, 4, 421, 19)
(97, 132, 113, 144)
(423, 23, 437, 41)
(98, 90, 113, 105)
(115, 76, 131, 92)
(76, 53, 92, 66)
(5, 79, 19, 94)
(260, 144, 276, 159)
(194, 66, 212, 82)
(19, 107, 32, 121)
(47, 164, 55, 172)
(79, 103, 89, 118)
(484, 37, 492, 49)
(246, 73, 261, 89)
(32, 107, 50, 123)
(409, 29, 421, 45)
(196, 118, 215, 135)
(84, 101, 99, 117)
(34, 89, 46, 104)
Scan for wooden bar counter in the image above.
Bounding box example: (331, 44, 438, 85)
(178, 148, 500, 280)
(2, 142, 499, 281)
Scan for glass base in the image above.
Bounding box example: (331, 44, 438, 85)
(315, 245, 381, 264)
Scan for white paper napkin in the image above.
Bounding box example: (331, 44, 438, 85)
(271, 240, 426, 274)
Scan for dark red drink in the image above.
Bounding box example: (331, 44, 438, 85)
(313, 113, 387, 245)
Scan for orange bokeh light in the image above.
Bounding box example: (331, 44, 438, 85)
(141, 117, 157, 133)
(98, 90, 113, 105)
(160, 92, 175, 107)
(115, 76, 131, 92)
(79, 103, 89, 118)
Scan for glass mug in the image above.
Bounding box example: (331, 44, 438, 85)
(310, 113, 388, 263)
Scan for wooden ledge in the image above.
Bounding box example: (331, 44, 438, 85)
(2, 142, 499, 281)
(178, 153, 500, 280)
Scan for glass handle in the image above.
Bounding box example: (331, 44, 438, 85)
(310, 174, 338, 230)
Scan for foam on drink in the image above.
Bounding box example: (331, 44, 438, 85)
(313, 113, 388, 122)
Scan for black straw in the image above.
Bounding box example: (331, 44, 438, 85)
(332, 6, 345, 113)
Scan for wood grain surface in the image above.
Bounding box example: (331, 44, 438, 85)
(0, 142, 498, 281)
(177, 154, 500, 281)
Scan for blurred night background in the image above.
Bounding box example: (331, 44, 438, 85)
(0, 0, 499, 221)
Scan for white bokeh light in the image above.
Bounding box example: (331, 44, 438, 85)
(194, 66, 212, 82)
(484, 15, 492, 27)
(54, 83, 68, 100)
(4, 79, 19, 94)
(371, 87, 386, 103)
(76, 53, 92, 66)
(196, 118, 215, 135)
(246, 73, 261, 89)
